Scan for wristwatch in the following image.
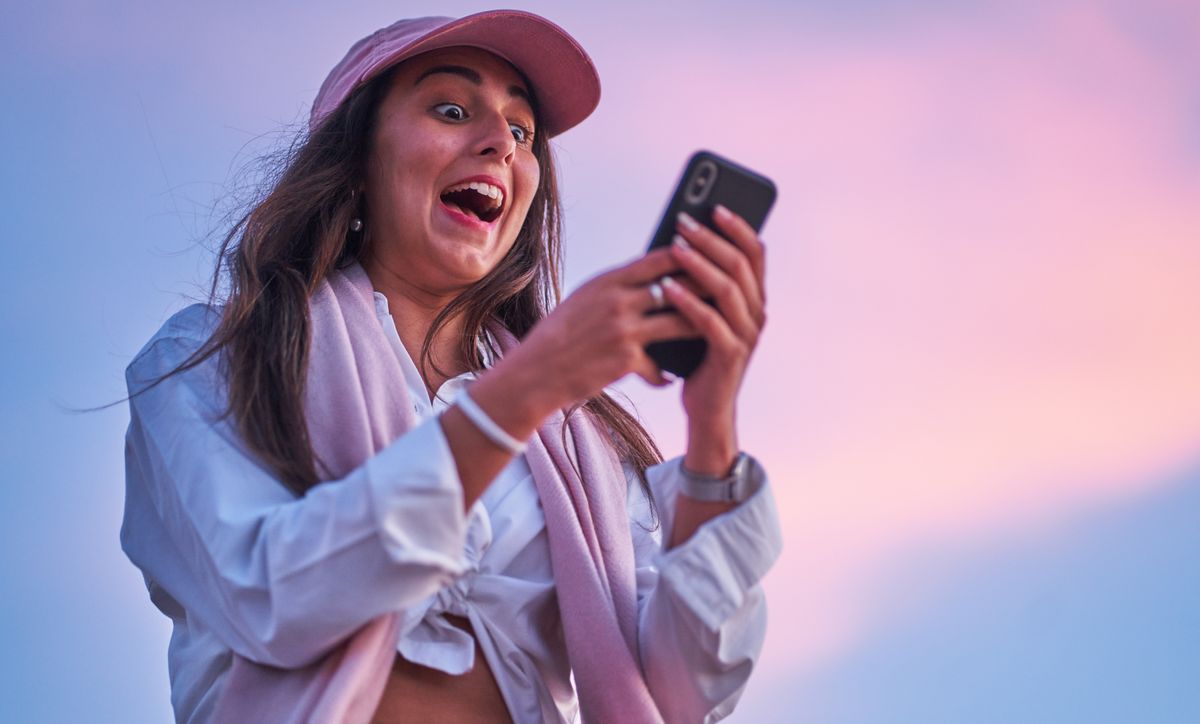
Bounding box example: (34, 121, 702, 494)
(678, 452, 757, 503)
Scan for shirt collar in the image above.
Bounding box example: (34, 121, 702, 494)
(349, 259, 498, 368)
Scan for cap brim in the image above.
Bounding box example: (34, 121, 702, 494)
(359, 10, 600, 138)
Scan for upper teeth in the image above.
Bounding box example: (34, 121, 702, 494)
(444, 181, 504, 208)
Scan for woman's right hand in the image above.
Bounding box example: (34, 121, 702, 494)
(444, 247, 697, 505)
(505, 246, 699, 410)
(470, 247, 696, 427)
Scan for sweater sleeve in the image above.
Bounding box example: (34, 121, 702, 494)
(120, 316, 469, 669)
(626, 454, 783, 723)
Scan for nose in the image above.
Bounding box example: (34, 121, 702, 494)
(474, 111, 517, 165)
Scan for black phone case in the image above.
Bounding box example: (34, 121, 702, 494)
(645, 150, 777, 378)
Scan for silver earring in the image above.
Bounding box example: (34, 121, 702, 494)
(350, 218, 363, 232)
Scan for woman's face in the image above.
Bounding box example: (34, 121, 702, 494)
(363, 46, 541, 294)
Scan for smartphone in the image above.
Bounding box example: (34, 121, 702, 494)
(644, 150, 777, 378)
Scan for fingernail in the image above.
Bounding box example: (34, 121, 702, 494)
(661, 370, 678, 383)
(676, 212, 700, 232)
(715, 204, 733, 220)
(672, 234, 691, 251)
(661, 275, 678, 289)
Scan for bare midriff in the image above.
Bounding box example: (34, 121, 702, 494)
(371, 614, 513, 724)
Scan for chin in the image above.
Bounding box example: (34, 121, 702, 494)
(437, 251, 501, 288)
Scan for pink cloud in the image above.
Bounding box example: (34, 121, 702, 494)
(593, 0, 1200, 684)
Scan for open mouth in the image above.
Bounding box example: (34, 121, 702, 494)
(439, 180, 505, 224)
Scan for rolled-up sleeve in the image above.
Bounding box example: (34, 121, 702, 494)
(626, 455, 783, 723)
(120, 325, 468, 670)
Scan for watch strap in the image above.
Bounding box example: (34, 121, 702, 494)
(678, 452, 755, 503)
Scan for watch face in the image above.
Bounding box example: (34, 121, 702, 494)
(714, 452, 747, 486)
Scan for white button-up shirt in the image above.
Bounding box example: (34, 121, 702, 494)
(121, 284, 782, 724)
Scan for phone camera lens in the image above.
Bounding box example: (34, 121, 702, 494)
(684, 160, 718, 204)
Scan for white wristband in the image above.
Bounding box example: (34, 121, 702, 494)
(455, 387, 527, 455)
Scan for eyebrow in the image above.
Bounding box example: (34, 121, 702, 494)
(414, 64, 532, 105)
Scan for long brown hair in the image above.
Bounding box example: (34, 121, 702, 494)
(140, 63, 663, 510)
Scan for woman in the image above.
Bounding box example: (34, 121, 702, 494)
(121, 10, 781, 724)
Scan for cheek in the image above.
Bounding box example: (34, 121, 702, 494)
(514, 157, 541, 215)
(367, 141, 414, 211)
(372, 124, 457, 202)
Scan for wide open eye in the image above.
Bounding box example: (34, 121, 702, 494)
(433, 103, 467, 121)
(509, 123, 530, 144)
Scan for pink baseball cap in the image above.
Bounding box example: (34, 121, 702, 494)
(310, 10, 601, 138)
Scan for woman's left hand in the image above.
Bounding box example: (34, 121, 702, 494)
(662, 204, 767, 476)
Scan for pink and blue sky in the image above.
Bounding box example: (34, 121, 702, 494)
(2, 0, 1197, 721)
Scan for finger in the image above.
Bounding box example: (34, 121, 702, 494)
(609, 246, 683, 287)
(669, 234, 759, 342)
(631, 275, 705, 314)
(634, 307, 700, 343)
(709, 205, 766, 300)
(676, 212, 764, 322)
(632, 350, 675, 387)
(660, 275, 746, 359)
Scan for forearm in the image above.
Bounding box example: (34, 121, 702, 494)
(639, 584, 768, 723)
(440, 345, 566, 510)
(125, 405, 469, 669)
(633, 453, 782, 722)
